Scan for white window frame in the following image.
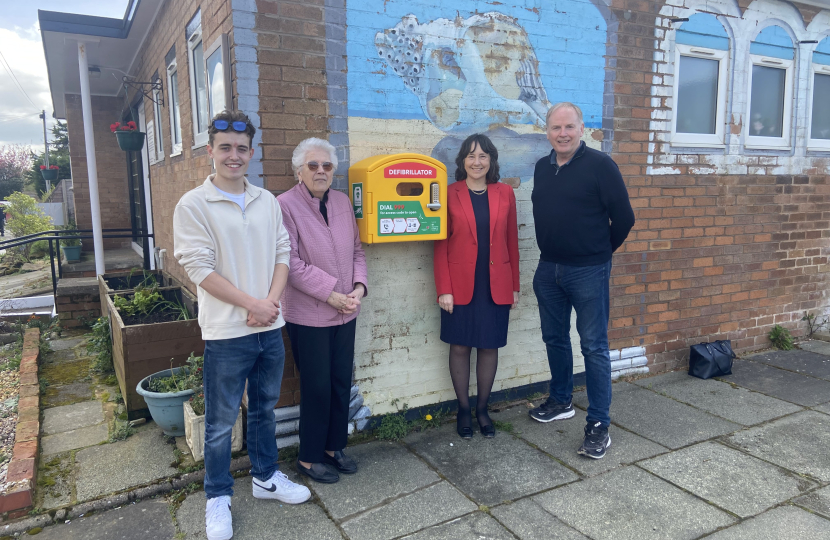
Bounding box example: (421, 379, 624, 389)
(151, 83, 164, 163)
(807, 62, 830, 151)
(745, 54, 794, 150)
(671, 44, 729, 148)
(188, 23, 209, 148)
(166, 57, 183, 156)
(204, 34, 232, 119)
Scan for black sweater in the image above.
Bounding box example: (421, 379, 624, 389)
(531, 143, 635, 266)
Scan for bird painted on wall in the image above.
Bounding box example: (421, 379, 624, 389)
(375, 12, 553, 134)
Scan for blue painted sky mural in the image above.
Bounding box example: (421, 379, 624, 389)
(346, 0, 608, 130)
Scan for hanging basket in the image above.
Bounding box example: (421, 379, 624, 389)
(115, 130, 146, 152)
(40, 169, 58, 181)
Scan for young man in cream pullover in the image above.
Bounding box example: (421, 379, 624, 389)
(174, 111, 310, 540)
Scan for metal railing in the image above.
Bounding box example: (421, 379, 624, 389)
(0, 228, 154, 297)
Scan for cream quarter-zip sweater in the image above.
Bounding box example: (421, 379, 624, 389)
(174, 175, 291, 340)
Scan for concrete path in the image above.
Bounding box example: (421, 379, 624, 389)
(25, 341, 830, 539)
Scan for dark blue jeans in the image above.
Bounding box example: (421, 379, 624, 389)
(533, 260, 612, 427)
(203, 329, 284, 498)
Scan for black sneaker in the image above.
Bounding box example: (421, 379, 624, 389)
(577, 421, 611, 459)
(528, 397, 575, 423)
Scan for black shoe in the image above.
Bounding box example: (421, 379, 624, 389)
(577, 421, 611, 459)
(529, 397, 575, 423)
(296, 461, 339, 483)
(477, 411, 495, 438)
(456, 407, 473, 440)
(323, 450, 358, 474)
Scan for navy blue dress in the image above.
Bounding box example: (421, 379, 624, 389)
(440, 189, 511, 349)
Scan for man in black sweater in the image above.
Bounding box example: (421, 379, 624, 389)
(529, 102, 635, 460)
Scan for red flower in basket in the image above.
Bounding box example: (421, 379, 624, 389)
(110, 121, 138, 133)
(39, 165, 59, 170)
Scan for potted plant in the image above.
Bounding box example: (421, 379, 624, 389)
(136, 355, 200, 436)
(182, 354, 243, 461)
(106, 283, 204, 419)
(111, 121, 145, 151)
(59, 221, 82, 262)
(40, 164, 59, 182)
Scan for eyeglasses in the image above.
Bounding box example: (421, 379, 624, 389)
(306, 161, 334, 172)
(212, 120, 249, 131)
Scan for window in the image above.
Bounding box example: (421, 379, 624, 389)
(205, 34, 231, 119)
(187, 10, 208, 147)
(671, 14, 729, 147)
(745, 26, 795, 150)
(808, 37, 830, 151)
(166, 46, 182, 156)
(149, 71, 164, 163)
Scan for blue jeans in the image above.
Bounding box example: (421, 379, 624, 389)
(533, 260, 612, 427)
(203, 329, 284, 498)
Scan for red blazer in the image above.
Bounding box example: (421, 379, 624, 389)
(434, 181, 520, 306)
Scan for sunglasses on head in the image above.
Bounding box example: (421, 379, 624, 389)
(212, 120, 249, 131)
(307, 161, 334, 172)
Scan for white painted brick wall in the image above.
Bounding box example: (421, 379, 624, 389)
(354, 179, 585, 415)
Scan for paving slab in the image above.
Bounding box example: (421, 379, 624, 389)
(704, 505, 830, 540)
(490, 498, 589, 540)
(639, 441, 816, 517)
(43, 348, 81, 363)
(309, 441, 440, 521)
(406, 422, 578, 506)
(42, 381, 94, 407)
(533, 466, 736, 540)
(748, 349, 830, 381)
(795, 485, 830, 519)
(725, 410, 830, 482)
(815, 402, 830, 415)
(492, 406, 667, 477)
(178, 475, 343, 540)
(799, 340, 830, 356)
(32, 499, 176, 540)
(42, 400, 104, 434)
(633, 370, 802, 425)
(75, 427, 178, 501)
(719, 360, 830, 406)
(573, 382, 741, 449)
(341, 481, 477, 540)
(401, 512, 518, 540)
(41, 423, 109, 456)
(48, 337, 88, 351)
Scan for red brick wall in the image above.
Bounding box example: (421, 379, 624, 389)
(254, 0, 328, 194)
(64, 94, 132, 250)
(604, 0, 829, 373)
(126, 0, 233, 290)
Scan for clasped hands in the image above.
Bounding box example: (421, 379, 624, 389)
(245, 284, 366, 327)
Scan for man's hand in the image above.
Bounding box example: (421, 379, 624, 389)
(248, 297, 280, 326)
(438, 294, 454, 314)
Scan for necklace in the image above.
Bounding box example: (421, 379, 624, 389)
(467, 181, 487, 195)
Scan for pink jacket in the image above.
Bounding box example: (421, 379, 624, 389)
(277, 183, 368, 327)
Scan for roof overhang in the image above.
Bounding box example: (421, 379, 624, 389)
(39, 0, 164, 119)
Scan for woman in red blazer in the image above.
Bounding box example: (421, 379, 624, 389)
(433, 134, 520, 439)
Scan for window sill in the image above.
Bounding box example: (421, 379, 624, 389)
(192, 141, 207, 150)
(170, 151, 182, 158)
(669, 141, 726, 150)
(743, 143, 792, 151)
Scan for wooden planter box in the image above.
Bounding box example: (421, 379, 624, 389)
(98, 271, 184, 318)
(184, 401, 243, 462)
(107, 287, 204, 420)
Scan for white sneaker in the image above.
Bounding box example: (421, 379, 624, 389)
(205, 495, 233, 540)
(252, 470, 311, 504)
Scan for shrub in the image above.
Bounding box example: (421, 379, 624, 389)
(4, 192, 52, 261)
(768, 325, 794, 350)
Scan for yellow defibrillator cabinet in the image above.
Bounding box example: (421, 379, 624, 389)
(349, 153, 447, 244)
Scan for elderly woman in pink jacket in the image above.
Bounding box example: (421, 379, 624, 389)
(277, 138, 368, 484)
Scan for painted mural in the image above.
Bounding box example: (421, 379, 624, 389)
(345, 0, 612, 183)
